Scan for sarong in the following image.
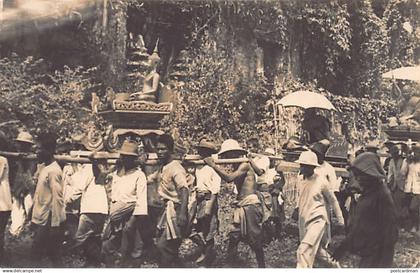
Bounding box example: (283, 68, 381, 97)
(194, 191, 219, 241)
(230, 194, 263, 246)
(102, 201, 135, 240)
(157, 200, 182, 240)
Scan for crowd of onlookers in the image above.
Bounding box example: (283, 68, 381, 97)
(383, 142, 420, 233)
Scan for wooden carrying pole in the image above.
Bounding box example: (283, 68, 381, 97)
(0, 151, 251, 166)
(0, 151, 349, 177)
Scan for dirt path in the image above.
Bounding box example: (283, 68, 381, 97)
(2, 220, 419, 268)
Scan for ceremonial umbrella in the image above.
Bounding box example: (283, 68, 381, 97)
(276, 91, 337, 111)
(382, 66, 420, 82)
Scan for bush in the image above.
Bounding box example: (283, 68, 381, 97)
(162, 33, 273, 149)
(0, 53, 100, 140)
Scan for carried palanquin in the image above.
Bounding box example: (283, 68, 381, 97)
(78, 36, 175, 153)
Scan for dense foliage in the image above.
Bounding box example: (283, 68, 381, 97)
(155, 0, 416, 147)
(129, 0, 418, 95)
(0, 0, 418, 145)
(162, 36, 400, 149)
(0, 54, 100, 140)
(162, 35, 274, 149)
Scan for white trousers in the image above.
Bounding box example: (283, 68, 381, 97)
(296, 219, 339, 268)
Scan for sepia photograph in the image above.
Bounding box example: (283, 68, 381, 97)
(0, 0, 419, 270)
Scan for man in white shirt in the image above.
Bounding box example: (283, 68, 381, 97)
(67, 152, 110, 267)
(401, 146, 420, 232)
(190, 139, 221, 266)
(263, 148, 286, 238)
(310, 142, 343, 230)
(102, 140, 148, 263)
(295, 151, 344, 268)
(311, 142, 340, 193)
(0, 131, 12, 265)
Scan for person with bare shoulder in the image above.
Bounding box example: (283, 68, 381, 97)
(204, 139, 265, 268)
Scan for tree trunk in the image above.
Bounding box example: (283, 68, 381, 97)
(102, 1, 127, 90)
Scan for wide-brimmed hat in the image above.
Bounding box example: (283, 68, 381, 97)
(196, 139, 218, 153)
(119, 140, 139, 156)
(295, 150, 320, 167)
(263, 148, 275, 156)
(218, 139, 246, 155)
(16, 131, 34, 144)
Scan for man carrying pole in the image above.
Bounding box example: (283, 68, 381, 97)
(66, 152, 110, 267)
(204, 139, 265, 268)
(248, 144, 282, 243)
(189, 138, 220, 267)
(155, 134, 189, 267)
(102, 140, 148, 263)
(31, 133, 66, 267)
(137, 134, 164, 262)
(9, 131, 36, 237)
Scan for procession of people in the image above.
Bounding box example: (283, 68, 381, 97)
(0, 128, 418, 268)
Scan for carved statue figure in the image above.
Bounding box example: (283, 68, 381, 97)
(91, 92, 100, 113)
(130, 39, 161, 103)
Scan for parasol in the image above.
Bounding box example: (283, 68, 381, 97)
(276, 91, 336, 111)
(382, 66, 420, 82)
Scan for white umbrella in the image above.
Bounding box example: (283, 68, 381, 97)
(382, 66, 420, 82)
(276, 91, 337, 111)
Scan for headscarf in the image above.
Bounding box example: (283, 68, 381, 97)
(351, 152, 385, 179)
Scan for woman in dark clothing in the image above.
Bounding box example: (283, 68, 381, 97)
(332, 152, 398, 268)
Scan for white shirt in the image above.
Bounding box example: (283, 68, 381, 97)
(315, 161, 340, 192)
(297, 173, 344, 245)
(195, 165, 221, 194)
(111, 169, 148, 215)
(265, 168, 277, 185)
(402, 160, 420, 194)
(67, 165, 109, 214)
(0, 156, 12, 212)
(63, 164, 85, 212)
(255, 155, 270, 184)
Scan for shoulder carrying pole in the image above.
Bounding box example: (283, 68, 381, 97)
(0, 151, 348, 177)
